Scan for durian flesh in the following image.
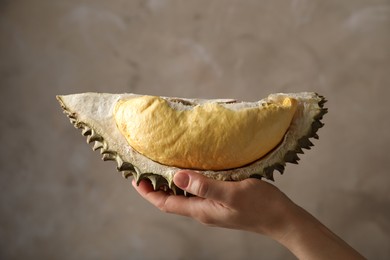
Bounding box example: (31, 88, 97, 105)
(115, 96, 298, 170)
(57, 92, 327, 195)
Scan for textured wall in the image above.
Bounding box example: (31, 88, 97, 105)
(1, 0, 389, 259)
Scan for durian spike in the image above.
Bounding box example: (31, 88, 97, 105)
(93, 141, 104, 151)
(122, 171, 134, 179)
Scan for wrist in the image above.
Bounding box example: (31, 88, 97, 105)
(273, 205, 365, 259)
(251, 195, 302, 241)
(265, 200, 305, 243)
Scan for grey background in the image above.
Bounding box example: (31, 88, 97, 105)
(1, 0, 389, 259)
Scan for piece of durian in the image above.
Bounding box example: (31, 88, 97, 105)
(56, 92, 327, 195)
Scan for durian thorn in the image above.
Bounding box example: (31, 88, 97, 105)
(102, 153, 116, 161)
(133, 167, 144, 185)
(264, 167, 275, 181)
(284, 151, 300, 164)
(82, 127, 92, 136)
(87, 132, 103, 143)
(132, 171, 141, 184)
(65, 110, 75, 118)
(315, 108, 328, 120)
(117, 161, 135, 172)
(69, 118, 77, 125)
(66, 111, 76, 118)
(148, 175, 158, 190)
(115, 156, 124, 169)
(96, 141, 108, 151)
(137, 173, 154, 186)
(318, 97, 327, 107)
(122, 171, 133, 179)
(156, 178, 169, 191)
(312, 120, 324, 130)
(167, 179, 174, 189)
(298, 137, 313, 149)
(145, 174, 174, 193)
(167, 179, 184, 196)
(273, 163, 285, 174)
(295, 147, 304, 154)
(93, 141, 104, 151)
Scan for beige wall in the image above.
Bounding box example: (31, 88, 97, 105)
(1, 0, 389, 259)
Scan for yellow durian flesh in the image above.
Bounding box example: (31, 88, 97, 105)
(114, 95, 298, 170)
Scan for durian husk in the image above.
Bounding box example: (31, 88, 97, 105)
(56, 92, 327, 195)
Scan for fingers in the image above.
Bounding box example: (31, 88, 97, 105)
(173, 170, 232, 202)
(132, 179, 172, 212)
(132, 179, 204, 217)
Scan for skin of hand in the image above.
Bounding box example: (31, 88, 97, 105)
(132, 170, 365, 260)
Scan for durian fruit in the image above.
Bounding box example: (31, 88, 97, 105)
(56, 92, 327, 195)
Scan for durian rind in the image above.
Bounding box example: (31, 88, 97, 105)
(57, 92, 327, 195)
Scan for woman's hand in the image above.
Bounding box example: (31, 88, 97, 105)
(133, 170, 295, 238)
(133, 170, 364, 259)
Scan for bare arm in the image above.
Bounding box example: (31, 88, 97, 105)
(133, 170, 365, 260)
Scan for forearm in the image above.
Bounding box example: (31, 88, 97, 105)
(274, 205, 365, 260)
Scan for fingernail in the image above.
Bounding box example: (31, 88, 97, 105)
(174, 171, 190, 189)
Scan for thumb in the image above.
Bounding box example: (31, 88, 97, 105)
(173, 170, 228, 201)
